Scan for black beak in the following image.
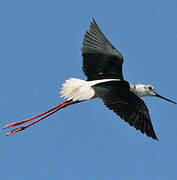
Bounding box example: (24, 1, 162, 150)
(155, 93, 176, 104)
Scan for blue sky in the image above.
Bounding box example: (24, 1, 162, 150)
(1, 0, 177, 179)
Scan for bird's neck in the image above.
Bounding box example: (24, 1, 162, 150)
(129, 84, 147, 97)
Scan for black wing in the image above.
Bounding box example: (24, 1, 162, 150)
(81, 18, 124, 81)
(92, 81, 158, 140)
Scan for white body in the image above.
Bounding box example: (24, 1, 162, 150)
(60, 78, 120, 101)
(60, 78, 156, 102)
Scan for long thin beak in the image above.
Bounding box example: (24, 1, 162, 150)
(155, 93, 176, 104)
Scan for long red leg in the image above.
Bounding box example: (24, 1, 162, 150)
(4, 100, 81, 136)
(4, 102, 66, 129)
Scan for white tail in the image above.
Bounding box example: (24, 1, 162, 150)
(60, 78, 95, 101)
(60, 78, 120, 102)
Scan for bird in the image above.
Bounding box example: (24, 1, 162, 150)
(4, 18, 176, 140)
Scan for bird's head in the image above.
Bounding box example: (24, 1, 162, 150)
(134, 84, 176, 104)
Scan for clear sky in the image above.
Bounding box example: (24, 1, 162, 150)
(1, 0, 177, 180)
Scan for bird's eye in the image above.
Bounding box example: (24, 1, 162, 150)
(149, 86, 152, 90)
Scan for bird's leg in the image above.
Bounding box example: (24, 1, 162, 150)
(4, 100, 81, 136)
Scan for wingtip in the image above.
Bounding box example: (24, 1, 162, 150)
(92, 17, 96, 24)
(150, 132, 159, 141)
(153, 136, 160, 141)
(90, 18, 98, 28)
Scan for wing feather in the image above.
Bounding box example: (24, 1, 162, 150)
(92, 81, 158, 140)
(82, 18, 124, 80)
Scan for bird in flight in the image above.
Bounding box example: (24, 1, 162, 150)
(4, 18, 176, 140)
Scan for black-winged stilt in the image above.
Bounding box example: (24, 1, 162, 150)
(4, 19, 176, 140)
